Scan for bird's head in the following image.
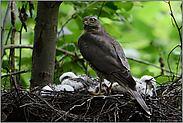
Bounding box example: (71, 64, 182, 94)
(82, 16, 101, 33)
(140, 75, 156, 88)
(59, 72, 77, 83)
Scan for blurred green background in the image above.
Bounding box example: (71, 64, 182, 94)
(1, 1, 182, 87)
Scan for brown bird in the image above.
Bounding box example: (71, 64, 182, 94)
(78, 16, 151, 115)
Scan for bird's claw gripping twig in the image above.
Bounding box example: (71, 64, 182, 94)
(89, 91, 104, 96)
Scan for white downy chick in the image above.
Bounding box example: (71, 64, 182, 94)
(135, 75, 156, 96)
(59, 72, 77, 82)
(59, 72, 84, 91)
(111, 82, 127, 94)
(108, 75, 156, 96)
(42, 84, 74, 92)
(54, 84, 74, 92)
(42, 84, 53, 91)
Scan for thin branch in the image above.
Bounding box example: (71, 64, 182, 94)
(30, 93, 79, 121)
(175, 50, 182, 77)
(54, 54, 68, 83)
(18, 25, 23, 82)
(57, 46, 80, 57)
(127, 56, 181, 76)
(18, 2, 29, 82)
(5, 27, 12, 45)
(2, 27, 12, 59)
(167, 45, 182, 76)
(4, 44, 34, 49)
(98, 1, 105, 19)
(1, 1, 11, 64)
(1, 70, 27, 78)
(168, 1, 182, 47)
(4, 66, 22, 105)
(4, 44, 180, 75)
(84, 97, 93, 116)
(4, 44, 80, 57)
(157, 45, 165, 75)
(62, 43, 78, 55)
(96, 100, 108, 121)
(10, 1, 16, 83)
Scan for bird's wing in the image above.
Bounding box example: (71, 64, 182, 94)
(78, 32, 136, 89)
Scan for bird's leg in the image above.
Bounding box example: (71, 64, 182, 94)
(108, 82, 113, 94)
(89, 78, 104, 96)
(98, 78, 102, 94)
(103, 82, 113, 95)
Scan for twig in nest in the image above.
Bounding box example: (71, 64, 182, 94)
(84, 97, 93, 116)
(31, 92, 79, 121)
(4, 66, 22, 104)
(55, 97, 93, 122)
(96, 100, 108, 121)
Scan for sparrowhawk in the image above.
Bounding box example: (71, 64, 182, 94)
(77, 16, 151, 115)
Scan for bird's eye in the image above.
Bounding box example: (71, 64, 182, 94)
(90, 18, 95, 23)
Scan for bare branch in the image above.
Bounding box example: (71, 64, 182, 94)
(4, 44, 33, 49)
(1, 70, 28, 78)
(168, 1, 182, 47)
(4, 44, 180, 75)
(98, 1, 105, 19)
(167, 45, 182, 76)
(127, 57, 181, 76)
(18, 2, 29, 82)
(10, 1, 16, 83)
(4, 44, 80, 57)
(1, 2, 11, 64)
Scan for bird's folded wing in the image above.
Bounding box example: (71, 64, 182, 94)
(78, 33, 136, 89)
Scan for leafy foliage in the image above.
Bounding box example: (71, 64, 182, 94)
(1, 1, 182, 87)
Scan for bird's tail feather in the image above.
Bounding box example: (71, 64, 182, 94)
(127, 87, 151, 115)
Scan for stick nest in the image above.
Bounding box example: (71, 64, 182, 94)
(1, 77, 182, 122)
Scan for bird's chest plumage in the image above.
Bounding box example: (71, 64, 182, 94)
(78, 33, 111, 76)
(78, 33, 115, 62)
(78, 32, 121, 79)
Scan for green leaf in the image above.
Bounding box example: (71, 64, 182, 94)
(114, 1, 134, 11)
(105, 1, 118, 11)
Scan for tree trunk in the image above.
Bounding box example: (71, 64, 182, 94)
(31, 2, 62, 87)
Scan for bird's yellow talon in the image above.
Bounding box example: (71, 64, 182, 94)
(89, 91, 104, 96)
(103, 83, 112, 95)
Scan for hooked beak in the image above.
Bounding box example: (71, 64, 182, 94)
(83, 20, 88, 28)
